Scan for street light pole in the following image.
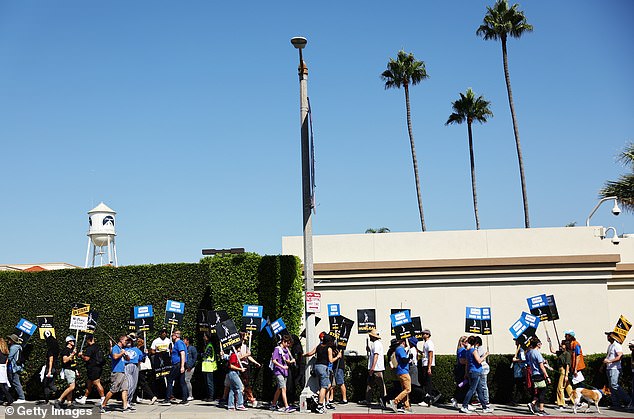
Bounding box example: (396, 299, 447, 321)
(291, 36, 316, 390)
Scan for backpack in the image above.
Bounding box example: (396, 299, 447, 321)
(94, 348, 105, 367)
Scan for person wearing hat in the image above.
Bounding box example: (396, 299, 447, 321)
(564, 329, 586, 387)
(387, 338, 412, 413)
(418, 328, 442, 407)
(603, 331, 631, 408)
(150, 328, 171, 399)
(6, 334, 25, 403)
(360, 329, 386, 407)
(54, 335, 79, 409)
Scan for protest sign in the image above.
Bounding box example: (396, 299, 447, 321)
(410, 316, 424, 340)
(481, 307, 492, 335)
(37, 315, 55, 339)
(165, 300, 185, 326)
(395, 322, 414, 341)
(466, 307, 483, 334)
(133, 305, 153, 332)
(327, 304, 341, 317)
(15, 318, 37, 344)
(84, 310, 99, 334)
(509, 312, 539, 347)
(216, 319, 241, 351)
(152, 351, 171, 378)
(390, 308, 410, 335)
(612, 315, 632, 344)
(270, 318, 287, 336)
(70, 303, 90, 331)
(357, 309, 376, 334)
(336, 317, 355, 350)
(527, 294, 551, 321)
(546, 295, 559, 321)
(197, 309, 210, 334)
(329, 315, 343, 332)
(242, 316, 263, 333)
(242, 304, 263, 318)
(208, 310, 230, 334)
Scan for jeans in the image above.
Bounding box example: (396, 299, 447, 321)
(166, 365, 188, 401)
(607, 368, 631, 407)
(393, 373, 411, 409)
(204, 372, 215, 400)
(463, 370, 487, 409)
(184, 369, 194, 399)
(8, 371, 25, 400)
(479, 372, 489, 405)
(227, 371, 243, 409)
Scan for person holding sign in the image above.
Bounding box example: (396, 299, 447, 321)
(387, 338, 411, 413)
(564, 330, 586, 388)
(76, 335, 105, 406)
(0, 338, 14, 406)
(6, 335, 26, 403)
(304, 333, 341, 414)
(419, 329, 441, 407)
(360, 329, 386, 408)
(460, 336, 493, 414)
(160, 330, 189, 406)
(54, 335, 79, 409)
(270, 334, 296, 413)
(42, 334, 59, 404)
(100, 335, 131, 414)
(526, 338, 551, 416)
(201, 332, 218, 402)
(226, 347, 248, 411)
(603, 331, 631, 408)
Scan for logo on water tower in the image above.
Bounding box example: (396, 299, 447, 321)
(103, 215, 115, 226)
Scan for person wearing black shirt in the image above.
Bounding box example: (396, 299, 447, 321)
(41, 332, 59, 403)
(54, 336, 79, 408)
(76, 335, 105, 405)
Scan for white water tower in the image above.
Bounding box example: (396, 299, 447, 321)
(84, 202, 118, 268)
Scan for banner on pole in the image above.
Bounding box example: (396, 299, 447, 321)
(70, 303, 90, 331)
(15, 318, 37, 344)
(165, 300, 185, 326)
(390, 309, 410, 335)
(216, 319, 241, 351)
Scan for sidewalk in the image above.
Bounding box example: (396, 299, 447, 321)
(2, 399, 633, 419)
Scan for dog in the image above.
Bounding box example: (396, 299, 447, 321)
(572, 387, 603, 414)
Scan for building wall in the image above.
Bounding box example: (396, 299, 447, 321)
(282, 227, 634, 355)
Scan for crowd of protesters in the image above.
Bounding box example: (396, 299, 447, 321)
(0, 325, 633, 415)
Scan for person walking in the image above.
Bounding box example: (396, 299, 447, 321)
(150, 328, 171, 399)
(550, 340, 573, 411)
(360, 329, 386, 407)
(100, 335, 131, 413)
(564, 330, 585, 387)
(460, 336, 492, 414)
(76, 335, 105, 406)
(226, 347, 247, 411)
(0, 338, 15, 406)
(526, 338, 551, 416)
(270, 334, 296, 412)
(474, 336, 491, 410)
(200, 332, 218, 403)
(184, 336, 197, 402)
(419, 329, 441, 407)
(451, 336, 469, 409)
(54, 335, 79, 408)
(41, 333, 59, 404)
(603, 332, 631, 409)
(6, 335, 26, 403)
(124, 334, 144, 409)
(388, 338, 411, 413)
(134, 337, 157, 404)
(511, 339, 528, 406)
(237, 332, 260, 407)
(304, 333, 341, 414)
(160, 330, 189, 406)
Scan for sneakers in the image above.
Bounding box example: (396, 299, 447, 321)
(150, 396, 157, 405)
(451, 398, 458, 409)
(180, 400, 190, 406)
(284, 406, 297, 413)
(316, 405, 326, 414)
(431, 393, 442, 405)
(326, 402, 336, 409)
(99, 407, 108, 414)
(555, 405, 566, 411)
(418, 401, 430, 407)
(236, 405, 248, 411)
(459, 406, 472, 414)
(159, 400, 171, 406)
(397, 407, 405, 413)
(136, 396, 143, 403)
(527, 402, 536, 414)
(357, 400, 369, 405)
(538, 410, 549, 416)
(482, 407, 494, 413)
(127, 405, 137, 411)
(387, 400, 397, 413)
(339, 400, 348, 405)
(122, 406, 135, 413)
(13, 399, 26, 404)
(186, 396, 194, 401)
(269, 403, 278, 411)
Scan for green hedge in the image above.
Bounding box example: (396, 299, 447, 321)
(0, 255, 304, 401)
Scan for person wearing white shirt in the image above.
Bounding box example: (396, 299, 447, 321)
(361, 329, 386, 407)
(603, 332, 631, 408)
(419, 329, 441, 406)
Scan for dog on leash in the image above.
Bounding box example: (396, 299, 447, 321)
(572, 387, 603, 414)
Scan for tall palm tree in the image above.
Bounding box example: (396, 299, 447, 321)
(600, 143, 634, 212)
(446, 88, 493, 230)
(477, 0, 533, 228)
(381, 50, 429, 231)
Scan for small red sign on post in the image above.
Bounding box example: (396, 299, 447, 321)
(306, 291, 321, 313)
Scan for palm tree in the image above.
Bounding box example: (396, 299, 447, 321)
(600, 143, 634, 212)
(477, 0, 533, 228)
(446, 88, 493, 230)
(381, 50, 429, 231)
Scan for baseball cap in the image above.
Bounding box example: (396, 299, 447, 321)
(65, 335, 76, 342)
(408, 337, 418, 347)
(564, 329, 575, 337)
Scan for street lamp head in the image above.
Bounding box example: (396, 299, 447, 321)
(291, 36, 307, 49)
(612, 199, 621, 216)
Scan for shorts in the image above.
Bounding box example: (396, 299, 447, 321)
(314, 364, 330, 389)
(275, 374, 287, 389)
(110, 372, 129, 393)
(334, 368, 344, 386)
(86, 367, 102, 381)
(63, 369, 77, 384)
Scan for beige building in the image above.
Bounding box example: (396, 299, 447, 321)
(282, 226, 634, 355)
(0, 262, 79, 271)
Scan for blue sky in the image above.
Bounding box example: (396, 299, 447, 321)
(1, 1, 632, 266)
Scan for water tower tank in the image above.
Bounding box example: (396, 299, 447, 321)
(87, 202, 116, 247)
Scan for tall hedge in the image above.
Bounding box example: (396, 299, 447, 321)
(0, 255, 303, 401)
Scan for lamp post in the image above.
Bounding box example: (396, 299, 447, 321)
(585, 196, 621, 226)
(291, 36, 316, 390)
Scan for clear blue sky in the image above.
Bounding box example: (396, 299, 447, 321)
(1, 1, 632, 266)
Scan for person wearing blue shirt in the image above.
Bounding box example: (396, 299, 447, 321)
(388, 339, 411, 413)
(100, 335, 131, 413)
(6, 335, 25, 403)
(160, 330, 189, 406)
(124, 334, 144, 409)
(460, 336, 492, 413)
(526, 338, 551, 416)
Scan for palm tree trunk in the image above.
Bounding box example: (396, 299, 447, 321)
(404, 83, 426, 231)
(467, 121, 480, 230)
(502, 37, 530, 228)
